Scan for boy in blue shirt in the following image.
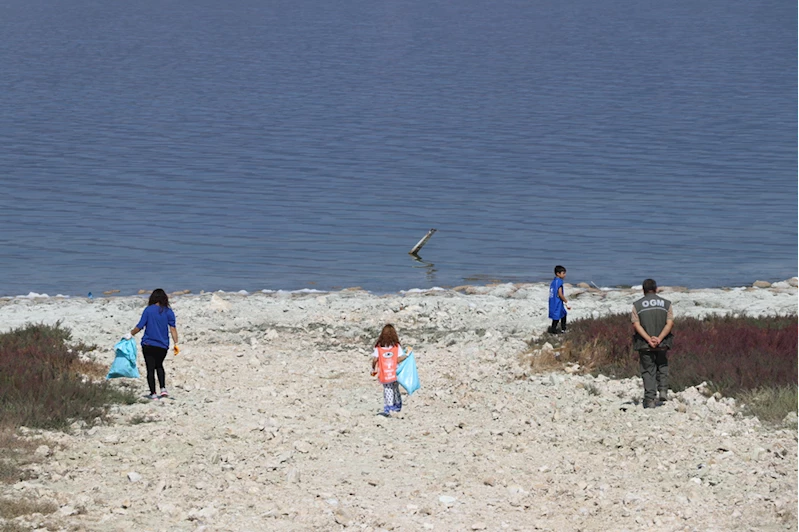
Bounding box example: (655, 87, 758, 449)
(548, 265, 571, 334)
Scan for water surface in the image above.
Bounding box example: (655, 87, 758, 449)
(0, 0, 795, 296)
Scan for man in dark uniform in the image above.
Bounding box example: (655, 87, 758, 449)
(632, 279, 674, 409)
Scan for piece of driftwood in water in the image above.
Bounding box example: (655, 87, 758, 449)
(409, 229, 437, 255)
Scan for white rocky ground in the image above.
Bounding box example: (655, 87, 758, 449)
(1, 280, 797, 531)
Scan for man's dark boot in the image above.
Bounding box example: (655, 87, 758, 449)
(643, 399, 657, 409)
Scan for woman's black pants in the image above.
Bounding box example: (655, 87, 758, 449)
(142, 345, 168, 394)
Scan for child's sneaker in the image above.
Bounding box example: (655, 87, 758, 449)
(160, 389, 169, 398)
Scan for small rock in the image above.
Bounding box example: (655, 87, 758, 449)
(752, 280, 771, 288)
(439, 495, 457, 506)
(472, 523, 487, 530)
(127, 472, 142, 483)
(157, 502, 177, 515)
(195, 506, 218, 519)
(334, 507, 353, 525)
(287, 467, 301, 484)
(34, 445, 50, 458)
(58, 505, 77, 516)
(751, 447, 767, 461)
(293, 440, 312, 454)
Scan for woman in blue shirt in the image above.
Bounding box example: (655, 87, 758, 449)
(130, 289, 179, 399)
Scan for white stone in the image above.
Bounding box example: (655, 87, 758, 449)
(34, 445, 50, 458)
(286, 467, 301, 484)
(293, 440, 312, 453)
(439, 495, 457, 506)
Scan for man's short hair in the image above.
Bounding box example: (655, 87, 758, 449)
(554, 265, 566, 275)
(642, 279, 658, 293)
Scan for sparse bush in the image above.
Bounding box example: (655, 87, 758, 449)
(0, 432, 39, 484)
(584, 383, 601, 396)
(129, 414, 153, 425)
(0, 497, 57, 519)
(738, 385, 798, 425)
(0, 323, 137, 431)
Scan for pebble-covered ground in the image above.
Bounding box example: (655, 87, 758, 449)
(1, 281, 796, 531)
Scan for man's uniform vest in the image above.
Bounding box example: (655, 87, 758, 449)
(633, 293, 674, 351)
(376, 345, 400, 384)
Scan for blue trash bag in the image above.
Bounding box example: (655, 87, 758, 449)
(106, 337, 140, 379)
(396, 351, 420, 395)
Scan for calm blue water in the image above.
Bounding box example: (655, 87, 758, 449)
(0, 0, 795, 296)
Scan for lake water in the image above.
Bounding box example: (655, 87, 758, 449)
(0, 0, 795, 297)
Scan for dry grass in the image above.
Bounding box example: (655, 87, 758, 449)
(739, 385, 798, 425)
(517, 348, 561, 374)
(71, 357, 110, 380)
(1, 522, 33, 532)
(0, 431, 39, 485)
(0, 497, 57, 519)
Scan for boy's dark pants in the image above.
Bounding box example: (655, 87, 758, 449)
(638, 348, 668, 401)
(549, 317, 567, 333)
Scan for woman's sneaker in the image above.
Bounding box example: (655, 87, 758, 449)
(160, 389, 169, 398)
(147, 393, 159, 400)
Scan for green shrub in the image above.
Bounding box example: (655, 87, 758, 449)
(0, 323, 137, 431)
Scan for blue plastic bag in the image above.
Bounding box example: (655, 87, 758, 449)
(396, 351, 420, 395)
(106, 338, 140, 379)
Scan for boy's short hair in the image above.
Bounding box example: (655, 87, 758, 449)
(554, 265, 566, 275)
(642, 279, 658, 293)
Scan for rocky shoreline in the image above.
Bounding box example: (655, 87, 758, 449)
(1, 280, 797, 531)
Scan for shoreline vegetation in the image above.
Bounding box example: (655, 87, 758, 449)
(526, 314, 797, 423)
(0, 279, 796, 529)
(0, 324, 138, 527)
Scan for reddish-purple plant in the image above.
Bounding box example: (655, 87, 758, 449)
(562, 314, 797, 395)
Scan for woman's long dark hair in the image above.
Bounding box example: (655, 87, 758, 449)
(148, 288, 170, 309)
(374, 324, 400, 348)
